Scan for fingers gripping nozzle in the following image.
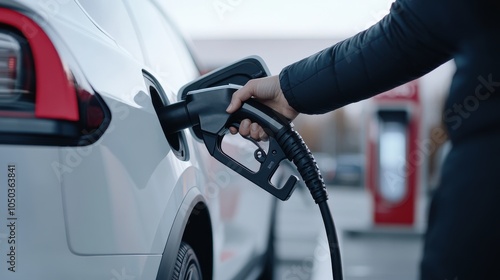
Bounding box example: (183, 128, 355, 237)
(157, 85, 326, 202)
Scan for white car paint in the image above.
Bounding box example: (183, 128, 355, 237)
(0, 0, 276, 279)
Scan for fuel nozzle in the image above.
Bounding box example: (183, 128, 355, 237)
(157, 85, 236, 136)
(157, 85, 328, 203)
(157, 85, 300, 200)
(158, 84, 340, 279)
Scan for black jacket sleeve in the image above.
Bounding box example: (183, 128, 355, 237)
(279, 0, 457, 114)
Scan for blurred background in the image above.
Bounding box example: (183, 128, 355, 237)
(160, 0, 455, 279)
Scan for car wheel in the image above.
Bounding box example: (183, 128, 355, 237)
(173, 242, 203, 280)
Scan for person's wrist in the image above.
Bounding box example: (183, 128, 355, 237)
(276, 92, 298, 121)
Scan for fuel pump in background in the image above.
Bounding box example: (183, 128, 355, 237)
(365, 80, 424, 229)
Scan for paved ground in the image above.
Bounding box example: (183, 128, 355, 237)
(274, 185, 427, 280)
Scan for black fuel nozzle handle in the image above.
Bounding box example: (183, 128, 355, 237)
(212, 98, 300, 201)
(158, 84, 336, 278)
(157, 85, 298, 200)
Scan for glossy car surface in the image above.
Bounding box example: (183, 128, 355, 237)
(0, 0, 276, 279)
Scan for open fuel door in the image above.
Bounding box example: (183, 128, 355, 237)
(178, 56, 271, 140)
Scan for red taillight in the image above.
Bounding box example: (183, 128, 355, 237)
(0, 8, 79, 121)
(0, 8, 109, 145)
(0, 32, 35, 113)
(7, 56, 17, 84)
(77, 87, 106, 133)
(7, 56, 15, 72)
(0, 34, 20, 95)
(0, 7, 78, 120)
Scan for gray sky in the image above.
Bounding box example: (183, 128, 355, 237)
(160, 0, 393, 39)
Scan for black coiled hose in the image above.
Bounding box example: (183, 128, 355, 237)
(277, 128, 343, 280)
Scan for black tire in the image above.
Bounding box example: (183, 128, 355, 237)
(172, 242, 203, 280)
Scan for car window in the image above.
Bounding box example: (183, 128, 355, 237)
(77, 0, 145, 63)
(124, 0, 199, 91)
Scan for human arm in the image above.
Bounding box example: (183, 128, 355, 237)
(280, 0, 455, 114)
(227, 0, 457, 137)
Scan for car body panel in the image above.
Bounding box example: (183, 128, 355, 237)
(0, 146, 165, 279)
(0, 0, 276, 278)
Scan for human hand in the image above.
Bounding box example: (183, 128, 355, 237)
(226, 75, 299, 141)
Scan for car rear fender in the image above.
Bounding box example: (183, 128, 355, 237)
(156, 186, 213, 280)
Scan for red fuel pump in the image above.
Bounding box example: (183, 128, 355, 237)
(366, 80, 422, 227)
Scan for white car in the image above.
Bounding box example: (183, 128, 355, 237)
(0, 0, 278, 279)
